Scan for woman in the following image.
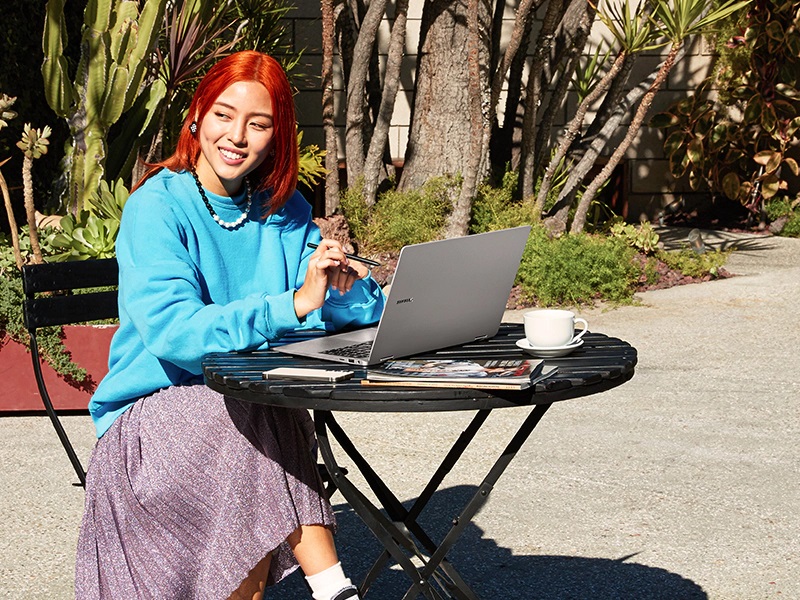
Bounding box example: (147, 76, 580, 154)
(75, 51, 384, 600)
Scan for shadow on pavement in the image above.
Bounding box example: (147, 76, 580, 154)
(655, 227, 775, 254)
(268, 485, 706, 600)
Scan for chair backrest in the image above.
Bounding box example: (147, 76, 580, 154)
(21, 258, 119, 487)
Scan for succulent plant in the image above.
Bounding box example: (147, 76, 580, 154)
(0, 94, 18, 131)
(16, 124, 52, 160)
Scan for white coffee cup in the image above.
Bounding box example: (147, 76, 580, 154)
(523, 309, 589, 348)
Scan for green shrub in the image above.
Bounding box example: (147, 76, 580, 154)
(784, 215, 800, 238)
(763, 198, 800, 238)
(659, 247, 731, 278)
(517, 227, 640, 305)
(354, 175, 457, 253)
(339, 177, 371, 246)
(0, 233, 89, 383)
(643, 256, 660, 286)
(471, 170, 538, 233)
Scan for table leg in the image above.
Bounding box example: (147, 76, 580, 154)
(413, 403, 552, 594)
(324, 411, 491, 598)
(315, 413, 446, 598)
(314, 403, 552, 599)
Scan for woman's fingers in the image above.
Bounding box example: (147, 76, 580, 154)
(327, 264, 359, 295)
(310, 239, 366, 294)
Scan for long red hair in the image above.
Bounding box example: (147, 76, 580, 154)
(133, 51, 299, 214)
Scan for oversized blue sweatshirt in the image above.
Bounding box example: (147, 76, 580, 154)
(89, 169, 385, 437)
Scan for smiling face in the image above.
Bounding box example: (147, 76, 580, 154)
(194, 80, 275, 196)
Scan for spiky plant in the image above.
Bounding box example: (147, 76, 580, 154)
(536, 0, 662, 214)
(16, 123, 51, 264)
(570, 0, 753, 233)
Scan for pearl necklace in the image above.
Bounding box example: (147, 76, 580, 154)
(191, 167, 252, 229)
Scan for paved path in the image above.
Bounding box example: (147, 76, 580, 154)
(1, 228, 798, 599)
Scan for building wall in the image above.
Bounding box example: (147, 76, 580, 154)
(282, 2, 715, 221)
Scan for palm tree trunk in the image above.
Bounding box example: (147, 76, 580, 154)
(362, 0, 409, 207)
(490, 0, 538, 113)
(533, 0, 593, 171)
(542, 58, 656, 235)
(519, 0, 566, 200)
(344, 0, 387, 187)
(445, 0, 482, 238)
(534, 51, 627, 211)
(570, 44, 680, 233)
(321, 0, 340, 215)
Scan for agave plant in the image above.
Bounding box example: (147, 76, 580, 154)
(46, 179, 129, 261)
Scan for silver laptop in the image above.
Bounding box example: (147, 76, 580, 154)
(275, 225, 531, 366)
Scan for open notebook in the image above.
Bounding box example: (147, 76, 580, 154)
(275, 225, 531, 366)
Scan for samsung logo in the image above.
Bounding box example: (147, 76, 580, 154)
(395, 297, 414, 305)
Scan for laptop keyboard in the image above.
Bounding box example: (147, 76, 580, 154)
(321, 341, 374, 359)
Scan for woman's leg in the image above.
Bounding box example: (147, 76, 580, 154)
(228, 553, 272, 600)
(289, 525, 359, 600)
(287, 524, 339, 575)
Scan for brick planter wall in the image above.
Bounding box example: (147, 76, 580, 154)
(0, 325, 117, 413)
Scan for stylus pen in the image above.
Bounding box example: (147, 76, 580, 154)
(306, 242, 382, 267)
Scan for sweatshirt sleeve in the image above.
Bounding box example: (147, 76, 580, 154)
(116, 191, 304, 374)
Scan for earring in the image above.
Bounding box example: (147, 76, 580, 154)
(189, 121, 198, 135)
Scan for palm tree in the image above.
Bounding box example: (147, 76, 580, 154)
(535, 0, 660, 214)
(569, 0, 751, 233)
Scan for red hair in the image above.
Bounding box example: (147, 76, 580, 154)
(133, 51, 299, 214)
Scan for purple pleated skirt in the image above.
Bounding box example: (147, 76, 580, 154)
(75, 384, 335, 599)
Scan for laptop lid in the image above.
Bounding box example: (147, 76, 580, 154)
(276, 225, 531, 365)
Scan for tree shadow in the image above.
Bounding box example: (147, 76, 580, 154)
(268, 485, 706, 600)
(655, 226, 778, 254)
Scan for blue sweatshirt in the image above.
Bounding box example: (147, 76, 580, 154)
(89, 169, 385, 437)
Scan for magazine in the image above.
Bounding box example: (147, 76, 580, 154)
(363, 358, 545, 390)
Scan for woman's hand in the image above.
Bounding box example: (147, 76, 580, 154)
(293, 239, 370, 318)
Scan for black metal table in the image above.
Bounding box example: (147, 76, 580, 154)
(202, 324, 637, 599)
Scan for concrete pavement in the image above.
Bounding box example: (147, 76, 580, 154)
(1, 227, 798, 599)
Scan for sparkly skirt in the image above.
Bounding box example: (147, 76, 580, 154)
(75, 384, 335, 599)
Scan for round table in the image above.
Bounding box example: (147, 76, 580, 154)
(203, 324, 637, 599)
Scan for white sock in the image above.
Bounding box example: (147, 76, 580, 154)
(305, 562, 356, 600)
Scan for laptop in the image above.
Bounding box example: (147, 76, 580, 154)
(276, 225, 531, 366)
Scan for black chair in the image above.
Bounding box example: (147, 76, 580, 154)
(21, 258, 342, 495)
(21, 258, 119, 488)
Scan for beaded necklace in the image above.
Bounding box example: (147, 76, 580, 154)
(190, 167, 252, 229)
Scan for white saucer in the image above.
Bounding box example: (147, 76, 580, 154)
(515, 337, 584, 358)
